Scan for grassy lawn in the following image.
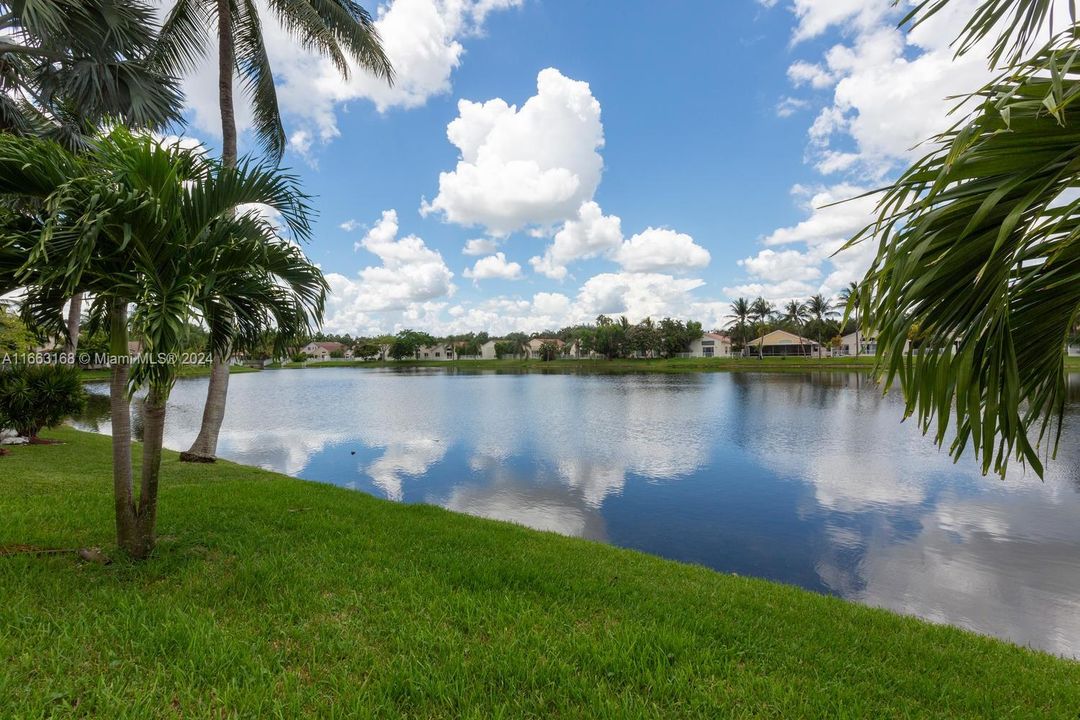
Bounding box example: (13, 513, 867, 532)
(78, 364, 259, 383)
(1, 429, 1078, 718)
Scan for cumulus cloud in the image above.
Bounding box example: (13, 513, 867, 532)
(322, 209, 454, 332)
(421, 68, 604, 235)
(339, 219, 362, 232)
(463, 252, 523, 281)
(576, 272, 705, 320)
(613, 228, 711, 274)
(179, 0, 522, 153)
(529, 201, 623, 280)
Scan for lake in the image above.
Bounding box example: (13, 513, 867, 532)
(76, 367, 1080, 657)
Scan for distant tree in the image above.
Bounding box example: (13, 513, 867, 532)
(538, 341, 559, 362)
(389, 329, 436, 360)
(353, 340, 381, 360)
(837, 282, 860, 357)
(493, 340, 518, 359)
(749, 297, 775, 359)
(627, 317, 659, 357)
(806, 294, 838, 358)
(0, 306, 34, 355)
(726, 298, 753, 352)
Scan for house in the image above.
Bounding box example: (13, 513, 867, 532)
(479, 340, 499, 360)
(566, 340, 601, 359)
(745, 329, 819, 357)
(1069, 343, 1080, 357)
(836, 331, 877, 357)
(301, 341, 352, 361)
(688, 332, 732, 358)
(416, 344, 455, 360)
(524, 338, 564, 359)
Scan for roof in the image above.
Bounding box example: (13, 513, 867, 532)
(316, 342, 345, 351)
(701, 332, 730, 342)
(747, 329, 819, 347)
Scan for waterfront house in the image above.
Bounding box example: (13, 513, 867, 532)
(479, 340, 498, 359)
(302, 341, 352, 361)
(688, 332, 732, 358)
(416, 344, 456, 360)
(524, 338, 564, 359)
(745, 329, 819, 357)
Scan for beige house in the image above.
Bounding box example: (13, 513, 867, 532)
(301, 341, 352, 361)
(745, 329, 819, 357)
(416, 344, 455, 360)
(836, 332, 875, 357)
(479, 340, 499, 359)
(524, 338, 564, 359)
(688, 332, 732, 358)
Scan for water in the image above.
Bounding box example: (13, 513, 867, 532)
(75, 368, 1080, 657)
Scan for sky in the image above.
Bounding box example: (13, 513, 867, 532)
(175, 0, 1001, 336)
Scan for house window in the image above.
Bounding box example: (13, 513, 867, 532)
(702, 340, 714, 346)
(704, 347, 714, 357)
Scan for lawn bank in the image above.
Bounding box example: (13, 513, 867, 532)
(2, 428, 1078, 718)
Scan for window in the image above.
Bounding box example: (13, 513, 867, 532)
(704, 347, 714, 357)
(702, 340, 714, 346)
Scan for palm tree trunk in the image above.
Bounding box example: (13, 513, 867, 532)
(109, 301, 139, 555)
(64, 292, 82, 356)
(182, 0, 236, 463)
(132, 385, 167, 559)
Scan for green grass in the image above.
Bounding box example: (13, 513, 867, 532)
(78, 364, 259, 383)
(1, 429, 1077, 718)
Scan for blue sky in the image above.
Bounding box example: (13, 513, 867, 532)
(179, 0, 996, 335)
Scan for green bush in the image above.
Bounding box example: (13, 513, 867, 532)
(291, 353, 308, 364)
(0, 364, 87, 439)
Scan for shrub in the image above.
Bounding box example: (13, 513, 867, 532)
(0, 364, 87, 439)
(291, 353, 308, 364)
(538, 341, 560, 362)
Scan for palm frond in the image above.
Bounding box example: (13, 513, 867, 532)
(848, 37, 1080, 477)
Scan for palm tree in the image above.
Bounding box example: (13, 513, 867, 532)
(847, 0, 1079, 476)
(749, 297, 774, 360)
(726, 297, 752, 354)
(782, 299, 810, 356)
(3, 0, 187, 358)
(154, 0, 392, 462)
(0, 0, 182, 146)
(0, 129, 327, 558)
(805, 293, 837, 358)
(838, 282, 860, 357)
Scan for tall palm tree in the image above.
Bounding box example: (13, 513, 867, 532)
(3, 0, 187, 357)
(154, 0, 392, 462)
(805, 293, 837, 358)
(0, 129, 327, 558)
(848, 0, 1079, 476)
(726, 297, 752, 354)
(750, 297, 774, 360)
(838, 282, 860, 357)
(782, 299, 810, 356)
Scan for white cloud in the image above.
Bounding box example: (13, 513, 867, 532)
(529, 201, 623, 280)
(323, 209, 454, 332)
(787, 60, 834, 89)
(339, 219, 362, 232)
(613, 227, 711, 274)
(576, 272, 705, 320)
(737, 248, 821, 283)
(179, 0, 521, 153)
(421, 68, 604, 235)
(463, 252, 523, 281)
(462, 237, 500, 256)
(776, 96, 810, 117)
